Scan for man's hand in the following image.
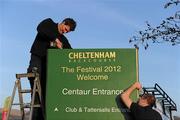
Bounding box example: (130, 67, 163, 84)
(133, 82, 142, 90)
(121, 81, 142, 109)
(55, 38, 63, 48)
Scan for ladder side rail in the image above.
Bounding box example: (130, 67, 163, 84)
(17, 78, 25, 119)
(36, 74, 42, 104)
(29, 77, 38, 120)
(6, 80, 18, 120)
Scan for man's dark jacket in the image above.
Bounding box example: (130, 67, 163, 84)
(30, 18, 72, 57)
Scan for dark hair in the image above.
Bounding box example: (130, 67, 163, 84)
(142, 93, 156, 107)
(62, 18, 76, 31)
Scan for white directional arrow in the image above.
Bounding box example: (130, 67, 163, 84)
(54, 107, 59, 112)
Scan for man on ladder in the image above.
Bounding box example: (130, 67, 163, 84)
(27, 17, 76, 120)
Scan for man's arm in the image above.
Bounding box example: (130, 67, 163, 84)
(120, 82, 142, 109)
(37, 18, 59, 41)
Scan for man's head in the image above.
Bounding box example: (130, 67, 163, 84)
(58, 18, 76, 34)
(138, 93, 156, 107)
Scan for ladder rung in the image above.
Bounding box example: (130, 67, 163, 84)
(30, 104, 41, 108)
(20, 89, 32, 93)
(19, 89, 39, 93)
(23, 103, 41, 108)
(16, 73, 37, 78)
(12, 103, 21, 105)
(12, 103, 41, 108)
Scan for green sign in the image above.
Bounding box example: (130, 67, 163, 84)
(46, 48, 138, 120)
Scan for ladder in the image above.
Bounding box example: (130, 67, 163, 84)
(6, 71, 43, 120)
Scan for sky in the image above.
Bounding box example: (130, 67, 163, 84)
(0, 0, 180, 117)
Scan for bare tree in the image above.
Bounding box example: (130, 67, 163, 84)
(129, 0, 180, 49)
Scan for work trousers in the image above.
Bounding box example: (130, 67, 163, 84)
(27, 54, 47, 120)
